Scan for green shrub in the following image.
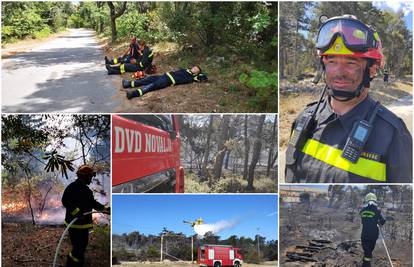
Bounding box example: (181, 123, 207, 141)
(33, 26, 52, 39)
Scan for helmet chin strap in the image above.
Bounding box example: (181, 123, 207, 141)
(327, 60, 372, 102)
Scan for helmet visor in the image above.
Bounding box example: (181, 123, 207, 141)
(317, 18, 374, 52)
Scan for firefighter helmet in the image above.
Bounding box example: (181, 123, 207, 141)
(365, 193, 377, 203)
(76, 165, 96, 177)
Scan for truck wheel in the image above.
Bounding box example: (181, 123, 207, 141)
(234, 262, 240, 267)
(214, 262, 221, 267)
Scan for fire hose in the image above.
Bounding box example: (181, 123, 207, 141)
(378, 225, 394, 267)
(52, 211, 109, 267)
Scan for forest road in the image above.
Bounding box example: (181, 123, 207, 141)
(2, 28, 121, 113)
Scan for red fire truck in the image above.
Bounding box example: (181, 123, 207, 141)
(112, 115, 184, 193)
(198, 245, 243, 267)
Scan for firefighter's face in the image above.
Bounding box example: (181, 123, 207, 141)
(191, 66, 200, 75)
(325, 56, 367, 92)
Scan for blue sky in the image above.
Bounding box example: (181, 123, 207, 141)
(112, 194, 278, 241)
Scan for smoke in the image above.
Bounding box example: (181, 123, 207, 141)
(193, 219, 239, 237)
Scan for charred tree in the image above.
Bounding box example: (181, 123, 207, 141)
(243, 115, 250, 179)
(201, 115, 214, 179)
(212, 116, 230, 180)
(247, 115, 266, 191)
(267, 115, 277, 176)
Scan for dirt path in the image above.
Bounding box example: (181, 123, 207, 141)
(2, 28, 121, 113)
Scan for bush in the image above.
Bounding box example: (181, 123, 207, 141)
(239, 70, 277, 111)
(112, 248, 137, 261)
(33, 26, 52, 39)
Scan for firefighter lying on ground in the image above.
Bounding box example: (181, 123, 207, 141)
(62, 165, 110, 267)
(105, 36, 140, 65)
(122, 66, 208, 99)
(106, 39, 154, 75)
(360, 193, 385, 267)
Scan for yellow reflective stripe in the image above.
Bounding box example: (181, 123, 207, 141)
(131, 81, 135, 88)
(361, 211, 375, 218)
(140, 62, 143, 67)
(69, 252, 80, 263)
(120, 64, 125, 74)
(114, 58, 118, 64)
(186, 69, 192, 74)
(194, 76, 199, 82)
(166, 72, 176, 85)
(301, 139, 386, 182)
(64, 220, 93, 229)
(70, 207, 80, 216)
(137, 89, 143, 96)
(149, 52, 153, 58)
(363, 257, 371, 262)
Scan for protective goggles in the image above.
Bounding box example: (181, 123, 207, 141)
(316, 17, 380, 53)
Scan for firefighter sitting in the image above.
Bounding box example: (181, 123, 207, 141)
(106, 39, 154, 75)
(360, 193, 385, 267)
(62, 165, 110, 267)
(105, 36, 140, 65)
(122, 66, 208, 99)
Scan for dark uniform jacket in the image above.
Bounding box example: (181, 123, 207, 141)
(62, 179, 105, 229)
(360, 203, 385, 240)
(164, 69, 208, 86)
(135, 46, 154, 69)
(285, 95, 412, 183)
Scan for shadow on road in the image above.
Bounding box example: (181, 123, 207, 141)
(2, 68, 119, 113)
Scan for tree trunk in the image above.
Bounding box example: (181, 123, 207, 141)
(243, 115, 250, 179)
(213, 116, 230, 180)
(201, 115, 214, 178)
(26, 176, 36, 225)
(247, 115, 266, 191)
(266, 115, 277, 176)
(108, 2, 127, 43)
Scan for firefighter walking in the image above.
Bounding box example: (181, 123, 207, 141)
(62, 165, 110, 267)
(360, 193, 385, 267)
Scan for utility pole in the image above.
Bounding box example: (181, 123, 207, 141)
(191, 236, 194, 263)
(160, 234, 164, 262)
(257, 227, 261, 263)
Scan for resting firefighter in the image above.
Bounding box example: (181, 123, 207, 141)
(105, 36, 140, 65)
(360, 193, 385, 267)
(122, 66, 208, 99)
(62, 165, 110, 267)
(106, 39, 154, 75)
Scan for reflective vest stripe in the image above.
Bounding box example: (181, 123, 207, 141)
(363, 257, 372, 262)
(131, 81, 135, 88)
(64, 220, 93, 229)
(301, 139, 386, 182)
(361, 211, 375, 218)
(166, 72, 176, 85)
(120, 64, 125, 74)
(69, 252, 80, 262)
(140, 62, 143, 67)
(114, 58, 118, 64)
(137, 89, 143, 96)
(149, 52, 153, 58)
(70, 207, 80, 216)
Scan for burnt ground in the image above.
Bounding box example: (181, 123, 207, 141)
(101, 39, 273, 113)
(2, 222, 110, 267)
(116, 261, 277, 266)
(279, 204, 413, 267)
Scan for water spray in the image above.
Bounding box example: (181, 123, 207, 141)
(52, 211, 109, 267)
(378, 225, 394, 267)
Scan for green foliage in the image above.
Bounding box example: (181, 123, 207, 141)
(116, 11, 150, 41)
(112, 248, 137, 261)
(239, 70, 278, 111)
(145, 245, 160, 260)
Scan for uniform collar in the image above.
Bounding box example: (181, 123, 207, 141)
(337, 95, 376, 130)
(316, 95, 375, 130)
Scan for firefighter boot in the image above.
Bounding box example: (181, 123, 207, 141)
(107, 65, 121, 75)
(126, 88, 144, 99)
(66, 254, 84, 267)
(122, 79, 132, 88)
(362, 257, 371, 267)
